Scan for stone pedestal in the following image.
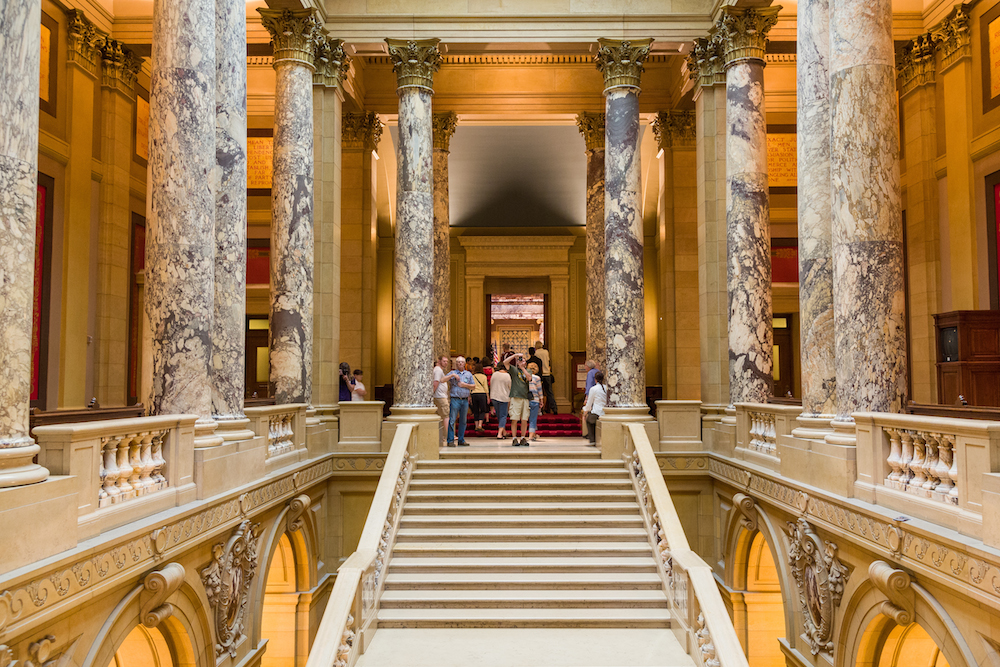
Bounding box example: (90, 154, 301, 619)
(576, 112, 606, 369)
(385, 407, 440, 460)
(433, 112, 458, 359)
(598, 407, 656, 461)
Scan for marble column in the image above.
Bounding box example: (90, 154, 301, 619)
(432, 112, 458, 360)
(717, 7, 779, 406)
(595, 39, 652, 409)
(829, 0, 906, 437)
(0, 0, 48, 486)
(146, 0, 217, 440)
(212, 0, 247, 424)
(259, 9, 323, 405)
(795, 0, 837, 429)
(576, 112, 606, 370)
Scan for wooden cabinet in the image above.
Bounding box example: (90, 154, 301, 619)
(934, 310, 1000, 407)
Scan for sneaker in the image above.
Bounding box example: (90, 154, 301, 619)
(522, 438, 530, 446)
(446, 442, 456, 447)
(457, 441, 469, 447)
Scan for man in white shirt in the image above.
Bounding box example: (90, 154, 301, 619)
(432, 356, 451, 446)
(351, 369, 367, 401)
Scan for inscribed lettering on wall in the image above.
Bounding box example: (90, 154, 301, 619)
(247, 136, 274, 190)
(135, 95, 150, 162)
(767, 134, 797, 188)
(39, 22, 51, 103)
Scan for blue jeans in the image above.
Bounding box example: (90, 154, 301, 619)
(448, 396, 469, 444)
(529, 401, 540, 433)
(492, 400, 509, 432)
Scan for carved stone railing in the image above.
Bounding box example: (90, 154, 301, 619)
(734, 403, 801, 469)
(245, 403, 307, 467)
(306, 423, 417, 667)
(746, 410, 776, 454)
(855, 412, 1000, 540)
(623, 423, 748, 667)
(34, 415, 198, 540)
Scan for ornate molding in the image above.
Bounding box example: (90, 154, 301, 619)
(201, 520, 261, 658)
(140, 563, 185, 628)
(732, 492, 758, 533)
(715, 6, 780, 68)
(286, 494, 311, 533)
(869, 560, 915, 626)
(652, 110, 695, 150)
(685, 35, 725, 88)
(313, 36, 350, 88)
(432, 112, 459, 152)
(257, 8, 324, 70)
(66, 9, 103, 78)
(897, 32, 937, 97)
(385, 38, 442, 92)
(342, 112, 383, 151)
(99, 38, 142, 97)
(594, 38, 653, 92)
(575, 112, 605, 152)
(786, 518, 849, 655)
(932, 3, 971, 72)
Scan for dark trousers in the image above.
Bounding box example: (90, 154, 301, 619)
(542, 375, 557, 413)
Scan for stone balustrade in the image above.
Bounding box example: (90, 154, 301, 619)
(733, 403, 801, 470)
(338, 401, 386, 452)
(245, 403, 308, 470)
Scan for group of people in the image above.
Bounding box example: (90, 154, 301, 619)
(338, 362, 367, 402)
(433, 341, 557, 448)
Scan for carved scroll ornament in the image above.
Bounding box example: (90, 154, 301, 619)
(786, 518, 849, 655)
(200, 520, 261, 657)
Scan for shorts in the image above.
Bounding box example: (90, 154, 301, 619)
(509, 396, 529, 422)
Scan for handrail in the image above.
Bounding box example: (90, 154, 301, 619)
(306, 423, 416, 667)
(624, 423, 748, 667)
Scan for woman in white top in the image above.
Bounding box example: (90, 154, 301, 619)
(582, 370, 607, 444)
(490, 367, 512, 439)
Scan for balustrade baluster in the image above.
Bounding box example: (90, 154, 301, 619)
(115, 435, 135, 500)
(909, 431, 927, 491)
(899, 431, 914, 488)
(885, 428, 902, 486)
(126, 434, 144, 494)
(100, 436, 122, 506)
(138, 433, 155, 490)
(151, 431, 167, 487)
(945, 434, 959, 504)
(921, 432, 939, 494)
(932, 432, 953, 499)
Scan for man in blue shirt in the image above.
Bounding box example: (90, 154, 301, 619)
(446, 356, 475, 447)
(584, 360, 600, 399)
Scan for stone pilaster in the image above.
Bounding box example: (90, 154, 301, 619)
(212, 0, 248, 423)
(718, 7, 779, 406)
(829, 0, 907, 441)
(796, 0, 836, 428)
(595, 38, 652, 409)
(147, 0, 219, 446)
(0, 0, 48, 486)
(432, 111, 458, 360)
(259, 8, 323, 405)
(576, 111, 606, 370)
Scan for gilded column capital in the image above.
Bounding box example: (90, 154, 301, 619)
(342, 112, 383, 151)
(66, 9, 103, 78)
(652, 110, 696, 150)
(575, 112, 605, 152)
(594, 38, 653, 93)
(313, 36, 350, 88)
(385, 38, 442, 92)
(432, 112, 459, 151)
(896, 32, 937, 97)
(715, 6, 781, 68)
(258, 8, 324, 70)
(685, 35, 726, 88)
(100, 38, 142, 97)
(932, 3, 971, 72)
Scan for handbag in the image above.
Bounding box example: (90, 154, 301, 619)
(586, 412, 599, 425)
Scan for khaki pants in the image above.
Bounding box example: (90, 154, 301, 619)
(434, 397, 449, 445)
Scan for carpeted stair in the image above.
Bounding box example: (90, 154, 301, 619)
(462, 412, 582, 438)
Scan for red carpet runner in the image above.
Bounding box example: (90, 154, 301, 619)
(461, 412, 582, 438)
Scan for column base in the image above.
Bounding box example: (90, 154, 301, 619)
(791, 413, 835, 440)
(214, 416, 256, 442)
(386, 406, 440, 460)
(598, 407, 656, 461)
(194, 417, 224, 448)
(0, 444, 49, 488)
(825, 417, 857, 447)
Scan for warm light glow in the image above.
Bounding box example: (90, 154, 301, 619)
(656, 148, 664, 159)
(372, 150, 380, 160)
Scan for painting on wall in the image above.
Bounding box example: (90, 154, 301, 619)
(771, 239, 799, 284)
(39, 12, 57, 116)
(982, 2, 1000, 113)
(134, 86, 150, 165)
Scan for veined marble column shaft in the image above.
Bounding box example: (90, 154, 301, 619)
(432, 112, 458, 360)
(830, 0, 906, 423)
(797, 0, 836, 420)
(387, 39, 441, 407)
(0, 0, 48, 486)
(146, 0, 216, 420)
(596, 39, 652, 408)
(259, 9, 322, 405)
(576, 112, 606, 370)
(212, 0, 247, 419)
(719, 7, 778, 406)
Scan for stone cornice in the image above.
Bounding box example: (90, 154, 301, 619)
(99, 38, 142, 97)
(66, 9, 103, 78)
(385, 38, 442, 92)
(594, 38, 653, 92)
(257, 8, 324, 70)
(932, 3, 971, 73)
(432, 112, 459, 152)
(575, 111, 605, 152)
(652, 110, 695, 150)
(342, 111, 383, 151)
(313, 36, 350, 88)
(896, 32, 937, 97)
(685, 35, 725, 88)
(715, 6, 781, 68)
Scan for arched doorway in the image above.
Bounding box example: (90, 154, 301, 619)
(857, 617, 951, 667)
(742, 531, 786, 667)
(106, 621, 195, 667)
(260, 533, 305, 667)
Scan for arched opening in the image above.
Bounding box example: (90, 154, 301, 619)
(106, 619, 195, 667)
(743, 531, 786, 667)
(260, 533, 304, 667)
(856, 616, 951, 667)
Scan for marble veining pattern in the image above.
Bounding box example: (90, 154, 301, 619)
(604, 89, 645, 408)
(726, 60, 772, 405)
(830, 0, 906, 417)
(0, 0, 39, 446)
(432, 140, 451, 359)
(213, 0, 247, 419)
(394, 88, 435, 407)
(585, 146, 606, 370)
(797, 0, 836, 417)
(146, 0, 216, 418)
(270, 62, 314, 404)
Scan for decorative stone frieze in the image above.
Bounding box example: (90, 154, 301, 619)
(258, 8, 324, 69)
(933, 3, 971, 72)
(342, 112, 383, 151)
(651, 110, 695, 150)
(575, 111, 605, 151)
(99, 38, 142, 97)
(786, 518, 849, 655)
(594, 38, 653, 91)
(313, 36, 350, 88)
(385, 38, 442, 92)
(685, 35, 725, 87)
(65, 9, 102, 77)
(715, 6, 781, 67)
(201, 519, 261, 658)
(896, 32, 937, 97)
(432, 111, 458, 152)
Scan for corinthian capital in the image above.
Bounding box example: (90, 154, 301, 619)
(342, 112, 383, 151)
(715, 6, 781, 68)
(685, 35, 726, 87)
(100, 38, 142, 97)
(432, 112, 459, 152)
(313, 36, 350, 88)
(896, 32, 937, 97)
(66, 9, 103, 77)
(575, 112, 605, 152)
(258, 8, 324, 69)
(385, 38, 442, 92)
(594, 38, 653, 92)
(652, 110, 696, 150)
(932, 3, 971, 71)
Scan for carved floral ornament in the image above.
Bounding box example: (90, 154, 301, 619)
(432, 112, 459, 152)
(385, 38, 442, 92)
(651, 111, 696, 150)
(200, 520, 261, 658)
(786, 518, 850, 655)
(715, 6, 780, 67)
(575, 112, 605, 152)
(594, 38, 653, 92)
(258, 8, 325, 68)
(313, 36, 350, 88)
(342, 112, 383, 151)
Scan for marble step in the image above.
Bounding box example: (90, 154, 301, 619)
(384, 572, 663, 590)
(398, 514, 643, 528)
(376, 607, 672, 629)
(395, 527, 647, 542)
(407, 478, 634, 491)
(412, 467, 629, 479)
(439, 451, 601, 460)
(390, 541, 652, 558)
(387, 556, 658, 573)
(402, 502, 642, 515)
(379, 588, 668, 609)
(405, 489, 637, 503)
(419, 458, 622, 469)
